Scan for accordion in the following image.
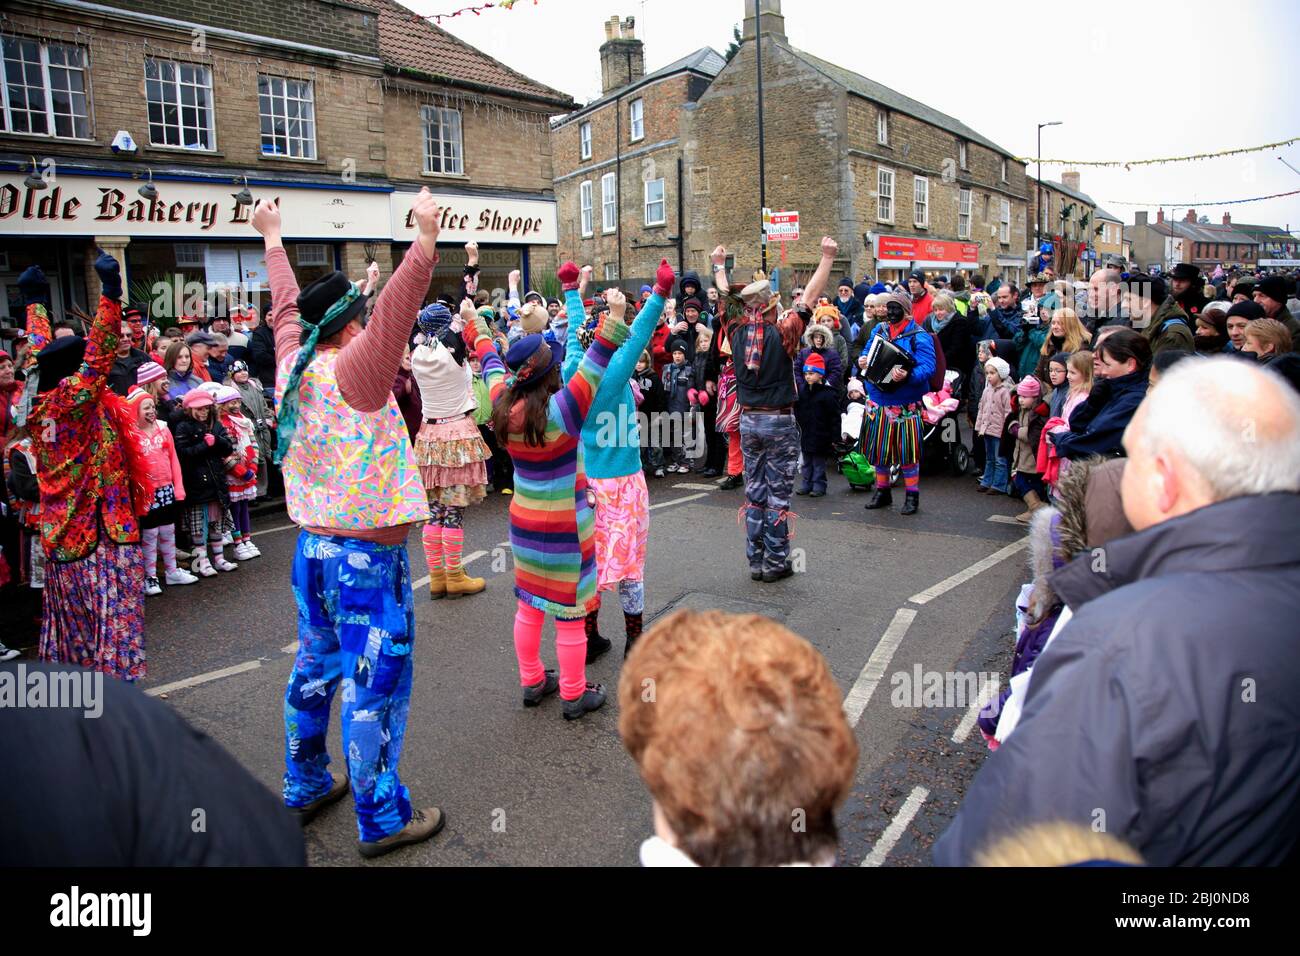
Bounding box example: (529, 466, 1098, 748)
(863, 333, 916, 389)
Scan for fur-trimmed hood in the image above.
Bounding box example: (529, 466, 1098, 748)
(803, 322, 834, 348)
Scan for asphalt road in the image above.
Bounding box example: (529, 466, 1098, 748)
(129, 456, 1030, 867)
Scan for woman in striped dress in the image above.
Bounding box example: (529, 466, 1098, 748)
(461, 261, 632, 721)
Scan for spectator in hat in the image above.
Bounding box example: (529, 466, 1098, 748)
(834, 276, 863, 335)
(907, 270, 935, 324)
(794, 353, 838, 497)
(1226, 300, 1264, 352)
(1194, 301, 1235, 354)
(184, 331, 216, 382)
(1167, 263, 1207, 318)
(661, 337, 696, 473)
(1254, 276, 1300, 351)
(1122, 274, 1193, 357)
(206, 332, 232, 383)
(937, 357, 1300, 866)
(107, 318, 153, 397)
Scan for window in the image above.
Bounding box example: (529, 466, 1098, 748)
(579, 121, 592, 160)
(644, 178, 666, 226)
(174, 243, 205, 267)
(958, 188, 972, 240)
(1, 38, 90, 139)
(601, 172, 617, 233)
(1040, 195, 1050, 233)
(983, 194, 990, 221)
(629, 98, 644, 141)
(958, 140, 967, 170)
(580, 180, 593, 237)
(258, 76, 316, 159)
(877, 167, 894, 223)
(1000, 157, 1008, 182)
(421, 105, 463, 175)
(296, 244, 329, 266)
(145, 59, 214, 150)
(691, 165, 711, 196)
(877, 109, 889, 145)
(604, 263, 619, 281)
(913, 176, 929, 228)
(1000, 199, 1011, 244)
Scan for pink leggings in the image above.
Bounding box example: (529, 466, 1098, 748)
(513, 599, 588, 701)
(142, 525, 179, 575)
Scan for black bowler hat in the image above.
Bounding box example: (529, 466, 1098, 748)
(36, 335, 87, 393)
(296, 271, 367, 341)
(1168, 263, 1201, 283)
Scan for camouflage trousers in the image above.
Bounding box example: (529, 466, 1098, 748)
(739, 410, 801, 575)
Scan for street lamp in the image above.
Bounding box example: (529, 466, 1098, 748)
(1035, 121, 1062, 258)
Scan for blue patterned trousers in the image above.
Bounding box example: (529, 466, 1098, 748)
(283, 531, 415, 842)
(739, 410, 801, 575)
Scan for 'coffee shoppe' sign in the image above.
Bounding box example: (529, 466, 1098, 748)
(0, 173, 557, 245)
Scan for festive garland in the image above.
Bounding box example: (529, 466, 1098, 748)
(425, 0, 534, 24)
(1102, 189, 1300, 207)
(1019, 137, 1299, 169)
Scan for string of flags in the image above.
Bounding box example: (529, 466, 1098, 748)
(1019, 136, 1299, 169)
(1101, 189, 1300, 208)
(425, 0, 535, 25)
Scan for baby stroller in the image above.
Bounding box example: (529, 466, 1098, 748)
(836, 386, 877, 490)
(918, 369, 970, 477)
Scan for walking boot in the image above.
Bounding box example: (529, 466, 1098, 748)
(562, 682, 607, 721)
(901, 491, 920, 515)
(761, 562, 795, 583)
(864, 487, 893, 510)
(288, 773, 350, 826)
(428, 568, 446, 600)
(522, 669, 560, 707)
(443, 566, 485, 598)
(585, 610, 611, 663)
(358, 807, 447, 859)
(718, 473, 743, 490)
(1015, 489, 1045, 524)
(623, 611, 644, 658)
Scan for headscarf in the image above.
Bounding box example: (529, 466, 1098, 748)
(274, 282, 362, 464)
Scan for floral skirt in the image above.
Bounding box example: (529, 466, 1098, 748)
(589, 472, 649, 590)
(414, 415, 490, 507)
(860, 401, 922, 470)
(39, 539, 146, 682)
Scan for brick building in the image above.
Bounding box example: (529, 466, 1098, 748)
(1230, 220, 1299, 270)
(551, 0, 1030, 293)
(0, 0, 572, 326)
(1128, 208, 1259, 274)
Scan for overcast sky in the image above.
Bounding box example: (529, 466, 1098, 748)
(410, 0, 1300, 235)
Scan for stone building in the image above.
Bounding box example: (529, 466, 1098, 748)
(0, 0, 572, 326)
(1028, 172, 1098, 277)
(551, 0, 1031, 293)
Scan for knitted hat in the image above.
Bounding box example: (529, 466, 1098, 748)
(215, 385, 242, 405)
(136, 360, 165, 385)
(546, 297, 561, 308)
(1257, 275, 1289, 305)
(813, 302, 841, 328)
(889, 289, 914, 316)
(803, 353, 826, 376)
(986, 357, 1011, 381)
(1227, 300, 1266, 321)
(182, 388, 214, 409)
(503, 334, 559, 390)
(519, 301, 550, 335)
(668, 338, 688, 354)
(417, 302, 453, 338)
(1048, 351, 1071, 369)
(125, 385, 150, 408)
(640, 285, 653, 295)
(682, 297, 704, 314)
(847, 377, 866, 397)
(1016, 376, 1042, 398)
(837, 276, 854, 291)
(869, 282, 887, 295)
(908, 270, 926, 284)
(853, 281, 871, 304)
(228, 360, 250, 377)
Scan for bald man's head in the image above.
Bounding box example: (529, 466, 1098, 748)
(1121, 357, 1300, 531)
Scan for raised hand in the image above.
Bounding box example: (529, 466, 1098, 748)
(17, 265, 50, 307)
(710, 245, 727, 267)
(252, 199, 281, 239)
(579, 265, 593, 300)
(508, 269, 522, 290)
(605, 287, 626, 321)
(557, 261, 580, 291)
(653, 258, 676, 297)
(94, 250, 122, 301)
(820, 236, 838, 259)
(465, 241, 479, 267)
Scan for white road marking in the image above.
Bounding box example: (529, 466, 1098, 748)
(861, 786, 930, 867)
(282, 642, 298, 654)
(672, 482, 720, 491)
(951, 678, 1000, 744)
(145, 660, 262, 698)
(649, 492, 709, 510)
(250, 523, 299, 538)
(986, 514, 1021, 525)
(907, 539, 1028, 606)
(842, 608, 917, 728)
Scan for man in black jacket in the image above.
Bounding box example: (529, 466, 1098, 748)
(1168, 262, 1207, 320)
(107, 319, 152, 396)
(936, 357, 1300, 866)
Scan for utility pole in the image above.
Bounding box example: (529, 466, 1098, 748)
(755, 13, 767, 273)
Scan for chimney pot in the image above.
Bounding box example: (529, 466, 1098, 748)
(1157, 208, 1164, 224)
(1222, 212, 1231, 226)
(1186, 209, 1197, 223)
(1061, 170, 1081, 193)
(598, 13, 646, 94)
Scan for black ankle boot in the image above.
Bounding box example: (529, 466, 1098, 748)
(623, 612, 643, 658)
(900, 491, 920, 515)
(585, 610, 611, 664)
(864, 487, 893, 510)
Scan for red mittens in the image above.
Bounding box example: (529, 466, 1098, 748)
(558, 261, 580, 291)
(654, 259, 676, 297)
(203, 433, 216, 447)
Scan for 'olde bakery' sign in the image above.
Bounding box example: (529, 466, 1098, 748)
(0, 173, 557, 245)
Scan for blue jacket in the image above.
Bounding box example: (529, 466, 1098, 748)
(863, 321, 937, 408)
(1051, 369, 1148, 460)
(974, 305, 1023, 345)
(562, 287, 665, 480)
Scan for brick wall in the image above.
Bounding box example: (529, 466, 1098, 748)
(104, 0, 379, 60)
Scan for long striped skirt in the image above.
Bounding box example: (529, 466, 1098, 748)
(39, 539, 146, 682)
(859, 400, 923, 470)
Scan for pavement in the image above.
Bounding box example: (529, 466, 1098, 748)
(72, 451, 1033, 867)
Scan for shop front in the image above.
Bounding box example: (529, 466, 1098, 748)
(874, 234, 981, 284)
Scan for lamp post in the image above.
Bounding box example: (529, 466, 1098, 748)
(1035, 121, 1062, 259)
(756, 13, 768, 273)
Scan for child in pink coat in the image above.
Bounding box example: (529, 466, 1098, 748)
(129, 387, 197, 595)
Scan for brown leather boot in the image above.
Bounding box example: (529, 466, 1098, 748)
(444, 566, 485, 598)
(1015, 489, 1045, 524)
(428, 568, 446, 600)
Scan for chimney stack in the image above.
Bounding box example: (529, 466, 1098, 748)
(1135, 211, 1148, 226)
(1222, 212, 1232, 226)
(742, 0, 787, 40)
(1156, 208, 1164, 224)
(1185, 209, 1197, 223)
(598, 15, 644, 95)
(1061, 170, 1081, 193)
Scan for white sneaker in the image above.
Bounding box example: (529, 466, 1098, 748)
(245, 540, 261, 558)
(144, 576, 163, 597)
(232, 542, 253, 561)
(220, 532, 233, 546)
(212, 554, 239, 572)
(165, 568, 199, 586)
(0, 643, 20, 663)
(192, 556, 218, 578)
